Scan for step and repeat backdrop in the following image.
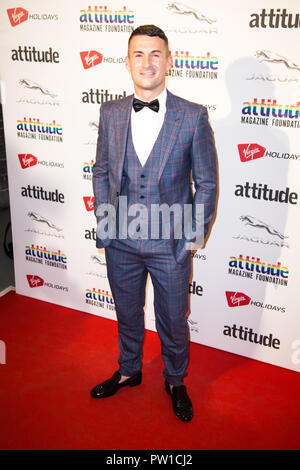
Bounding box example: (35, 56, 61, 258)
(1, 0, 299, 372)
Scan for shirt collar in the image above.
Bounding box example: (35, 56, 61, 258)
(134, 88, 167, 114)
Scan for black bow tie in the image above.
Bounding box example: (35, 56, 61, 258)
(133, 98, 159, 113)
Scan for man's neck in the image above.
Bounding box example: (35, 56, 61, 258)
(134, 87, 166, 102)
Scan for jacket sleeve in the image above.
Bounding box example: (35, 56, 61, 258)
(191, 106, 218, 242)
(92, 105, 109, 216)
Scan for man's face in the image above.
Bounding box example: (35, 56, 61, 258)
(125, 35, 172, 99)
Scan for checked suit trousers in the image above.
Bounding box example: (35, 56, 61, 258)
(105, 238, 191, 386)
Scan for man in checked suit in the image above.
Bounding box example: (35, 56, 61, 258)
(91, 25, 217, 422)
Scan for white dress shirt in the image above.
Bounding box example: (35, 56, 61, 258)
(130, 88, 167, 167)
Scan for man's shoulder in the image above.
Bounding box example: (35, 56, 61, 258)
(100, 94, 133, 114)
(167, 90, 207, 115)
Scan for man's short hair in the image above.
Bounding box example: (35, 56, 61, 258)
(128, 24, 169, 55)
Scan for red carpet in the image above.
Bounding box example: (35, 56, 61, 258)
(0, 291, 299, 450)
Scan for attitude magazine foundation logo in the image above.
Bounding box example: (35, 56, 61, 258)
(7, 7, 58, 27)
(79, 5, 134, 32)
(240, 98, 300, 128)
(25, 245, 67, 270)
(228, 254, 289, 287)
(168, 50, 218, 79)
(85, 287, 115, 311)
(17, 117, 63, 142)
(83, 160, 94, 180)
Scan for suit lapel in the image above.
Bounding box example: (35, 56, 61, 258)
(113, 91, 184, 182)
(114, 94, 133, 183)
(158, 90, 184, 181)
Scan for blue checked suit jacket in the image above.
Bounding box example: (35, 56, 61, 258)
(92, 89, 218, 263)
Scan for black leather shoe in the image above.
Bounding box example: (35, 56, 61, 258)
(90, 371, 142, 398)
(165, 380, 193, 422)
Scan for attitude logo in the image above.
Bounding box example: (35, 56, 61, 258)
(7, 7, 58, 27)
(83, 196, 94, 212)
(223, 324, 280, 349)
(11, 46, 59, 63)
(234, 182, 298, 205)
(168, 50, 218, 79)
(225, 291, 285, 313)
(18, 153, 64, 170)
(249, 9, 300, 28)
(25, 245, 67, 270)
(241, 98, 300, 128)
(25, 211, 64, 240)
(189, 281, 203, 296)
(26, 274, 68, 292)
(165, 3, 218, 34)
(83, 160, 94, 180)
(17, 117, 63, 142)
(85, 287, 115, 311)
(17, 78, 59, 106)
(82, 88, 127, 104)
(232, 214, 289, 249)
(79, 5, 134, 32)
(21, 185, 65, 204)
(85, 227, 97, 242)
(80, 51, 103, 69)
(228, 254, 289, 287)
